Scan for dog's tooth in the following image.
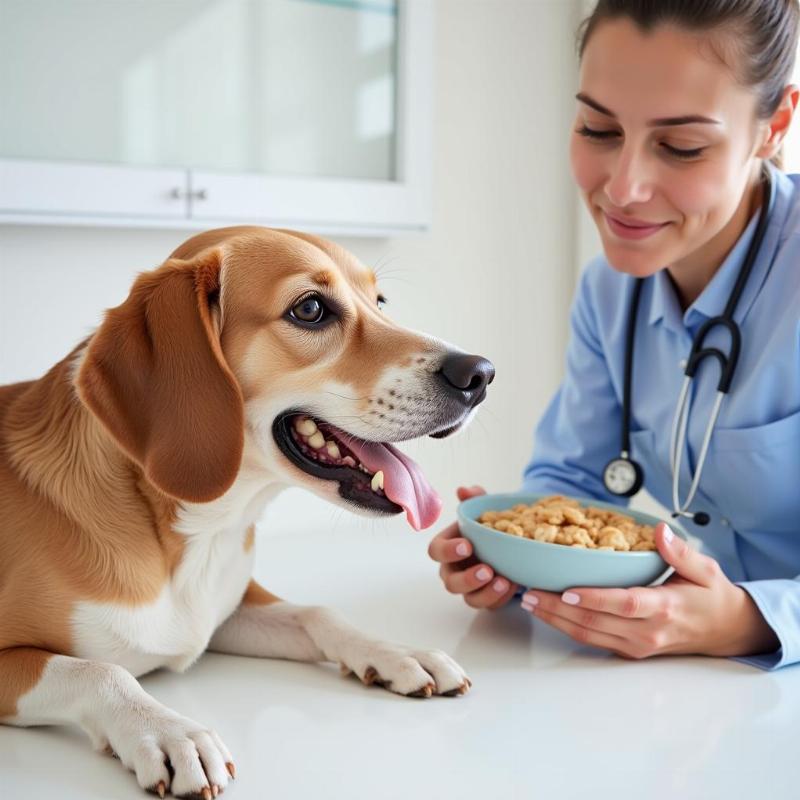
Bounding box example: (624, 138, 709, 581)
(308, 431, 325, 449)
(326, 441, 341, 459)
(342, 456, 356, 468)
(371, 470, 384, 492)
(296, 418, 318, 436)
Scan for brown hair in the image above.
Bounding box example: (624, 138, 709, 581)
(577, 1, 800, 167)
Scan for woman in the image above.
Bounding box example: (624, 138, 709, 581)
(428, 0, 800, 668)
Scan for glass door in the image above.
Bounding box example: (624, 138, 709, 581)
(0, 0, 431, 233)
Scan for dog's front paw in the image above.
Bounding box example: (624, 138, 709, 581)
(340, 643, 471, 698)
(90, 704, 235, 798)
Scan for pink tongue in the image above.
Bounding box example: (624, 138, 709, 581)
(342, 438, 442, 530)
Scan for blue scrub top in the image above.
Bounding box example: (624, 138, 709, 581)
(522, 162, 800, 669)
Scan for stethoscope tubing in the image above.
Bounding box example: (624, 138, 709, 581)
(609, 170, 773, 522)
(669, 380, 725, 518)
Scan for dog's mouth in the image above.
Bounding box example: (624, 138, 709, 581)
(273, 412, 442, 530)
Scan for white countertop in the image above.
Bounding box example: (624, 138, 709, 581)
(3, 512, 799, 800)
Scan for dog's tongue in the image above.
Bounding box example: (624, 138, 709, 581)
(343, 439, 442, 530)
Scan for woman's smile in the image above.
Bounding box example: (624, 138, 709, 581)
(602, 209, 671, 239)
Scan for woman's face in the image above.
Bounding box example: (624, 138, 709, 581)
(570, 19, 769, 278)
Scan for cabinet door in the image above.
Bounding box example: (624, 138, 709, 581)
(0, 0, 431, 235)
(0, 160, 188, 223)
(187, 0, 432, 234)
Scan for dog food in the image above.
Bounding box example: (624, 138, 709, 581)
(477, 495, 657, 551)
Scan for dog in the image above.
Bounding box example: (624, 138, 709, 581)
(0, 226, 494, 798)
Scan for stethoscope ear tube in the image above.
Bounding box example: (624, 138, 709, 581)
(684, 316, 742, 393)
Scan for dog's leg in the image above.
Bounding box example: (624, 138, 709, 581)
(209, 580, 471, 697)
(0, 647, 234, 798)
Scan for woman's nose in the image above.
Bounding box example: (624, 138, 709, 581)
(604, 150, 653, 208)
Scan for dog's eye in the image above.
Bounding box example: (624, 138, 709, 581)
(289, 295, 328, 325)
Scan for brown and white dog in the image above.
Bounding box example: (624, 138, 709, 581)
(0, 227, 493, 798)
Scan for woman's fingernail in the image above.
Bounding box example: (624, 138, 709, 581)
(663, 525, 674, 544)
(493, 578, 508, 593)
(456, 542, 470, 557)
(476, 567, 491, 581)
(521, 602, 535, 612)
(522, 592, 538, 606)
(562, 592, 580, 605)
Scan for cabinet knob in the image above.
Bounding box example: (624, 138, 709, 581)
(169, 187, 208, 200)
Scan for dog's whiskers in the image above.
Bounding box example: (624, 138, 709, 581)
(320, 413, 374, 426)
(373, 254, 404, 278)
(321, 390, 370, 402)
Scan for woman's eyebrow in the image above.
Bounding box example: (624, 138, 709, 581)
(575, 93, 720, 126)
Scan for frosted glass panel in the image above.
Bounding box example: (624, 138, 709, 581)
(0, 0, 398, 180)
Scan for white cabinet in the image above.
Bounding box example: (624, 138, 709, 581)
(0, 0, 432, 236)
(0, 160, 189, 223)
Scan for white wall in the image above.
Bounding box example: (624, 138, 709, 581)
(0, 0, 582, 534)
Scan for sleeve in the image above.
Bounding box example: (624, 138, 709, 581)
(734, 579, 800, 669)
(521, 262, 628, 506)
(731, 300, 800, 670)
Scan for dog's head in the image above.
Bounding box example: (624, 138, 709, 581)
(77, 227, 493, 530)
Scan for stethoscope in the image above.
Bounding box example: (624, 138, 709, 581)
(602, 172, 772, 526)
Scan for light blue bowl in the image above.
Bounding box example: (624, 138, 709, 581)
(457, 492, 676, 592)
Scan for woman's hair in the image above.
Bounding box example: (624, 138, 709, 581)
(577, 1, 800, 167)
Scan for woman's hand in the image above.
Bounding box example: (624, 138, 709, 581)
(520, 523, 780, 659)
(428, 486, 520, 609)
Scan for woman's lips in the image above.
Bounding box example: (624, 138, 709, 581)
(603, 211, 669, 240)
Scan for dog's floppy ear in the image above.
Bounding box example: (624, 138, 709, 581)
(77, 249, 244, 503)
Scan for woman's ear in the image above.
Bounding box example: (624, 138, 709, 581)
(77, 248, 244, 503)
(757, 84, 800, 160)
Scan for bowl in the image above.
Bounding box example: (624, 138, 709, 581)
(457, 492, 678, 592)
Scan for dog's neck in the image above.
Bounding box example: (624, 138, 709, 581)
(174, 435, 286, 542)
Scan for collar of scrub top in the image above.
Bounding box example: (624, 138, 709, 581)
(646, 162, 785, 338)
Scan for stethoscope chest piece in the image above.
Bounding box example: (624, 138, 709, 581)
(603, 455, 643, 497)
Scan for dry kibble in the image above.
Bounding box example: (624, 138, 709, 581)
(477, 495, 655, 552)
(622, 528, 640, 546)
(544, 510, 565, 525)
(532, 524, 559, 543)
(562, 506, 586, 526)
(494, 519, 524, 537)
(559, 525, 594, 547)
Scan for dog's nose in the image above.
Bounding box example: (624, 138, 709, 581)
(437, 353, 495, 406)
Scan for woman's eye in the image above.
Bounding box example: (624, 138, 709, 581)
(576, 124, 619, 141)
(377, 294, 387, 310)
(577, 124, 706, 161)
(290, 296, 326, 324)
(661, 142, 706, 160)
